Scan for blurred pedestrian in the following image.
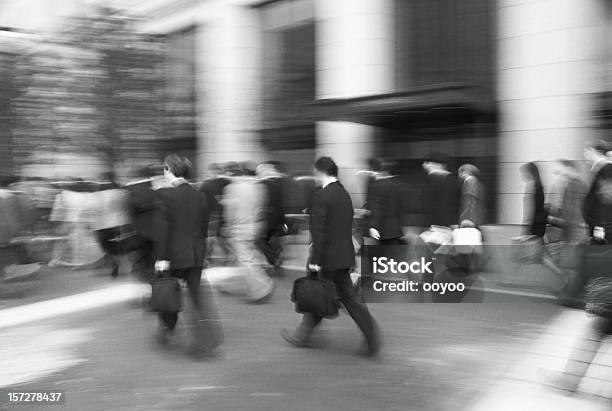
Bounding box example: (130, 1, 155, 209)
(548, 160, 588, 244)
(200, 163, 232, 265)
(458, 164, 485, 227)
(356, 157, 382, 250)
(519, 162, 547, 238)
(368, 160, 404, 244)
(125, 164, 162, 282)
(583, 142, 612, 243)
(255, 161, 287, 270)
(218, 163, 274, 302)
(48, 181, 105, 268)
(92, 172, 131, 278)
(422, 155, 460, 228)
(281, 157, 380, 357)
(153, 154, 223, 358)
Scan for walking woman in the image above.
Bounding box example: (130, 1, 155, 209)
(520, 162, 547, 238)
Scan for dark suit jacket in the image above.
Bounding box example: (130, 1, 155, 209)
(369, 176, 403, 240)
(524, 183, 547, 237)
(200, 177, 229, 215)
(583, 162, 612, 239)
(260, 177, 286, 231)
(154, 182, 209, 270)
(425, 170, 460, 227)
(127, 180, 157, 241)
(310, 181, 355, 271)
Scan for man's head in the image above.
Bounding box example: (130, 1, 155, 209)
(584, 141, 610, 163)
(313, 156, 338, 186)
(458, 164, 479, 180)
(163, 154, 192, 180)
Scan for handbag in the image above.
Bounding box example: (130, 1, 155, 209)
(585, 276, 612, 318)
(291, 270, 340, 319)
(149, 273, 182, 314)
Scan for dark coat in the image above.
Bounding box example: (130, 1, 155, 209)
(127, 180, 157, 241)
(309, 181, 355, 271)
(200, 177, 229, 215)
(369, 176, 403, 240)
(583, 162, 612, 241)
(524, 183, 547, 237)
(154, 182, 209, 270)
(259, 177, 286, 230)
(425, 170, 460, 227)
(460, 176, 485, 227)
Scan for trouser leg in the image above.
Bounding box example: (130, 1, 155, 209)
(330, 269, 379, 353)
(183, 268, 202, 313)
(185, 267, 224, 352)
(295, 313, 323, 341)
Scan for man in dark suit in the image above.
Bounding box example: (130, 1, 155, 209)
(368, 160, 404, 244)
(422, 155, 461, 227)
(583, 142, 612, 243)
(281, 157, 380, 356)
(255, 161, 287, 268)
(154, 154, 223, 357)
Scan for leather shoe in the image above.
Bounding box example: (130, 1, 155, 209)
(280, 328, 309, 348)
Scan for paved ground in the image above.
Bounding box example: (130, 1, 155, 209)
(1, 264, 608, 411)
(0, 228, 610, 410)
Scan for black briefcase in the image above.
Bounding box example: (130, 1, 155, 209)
(291, 270, 340, 318)
(150, 273, 182, 314)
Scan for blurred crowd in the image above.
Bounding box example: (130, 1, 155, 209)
(0, 146, 611, 375)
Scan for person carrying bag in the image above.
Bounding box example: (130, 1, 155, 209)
(291, 267, 340, 319)
(149, 270, 182, 314)
(281, 157, 380, 357)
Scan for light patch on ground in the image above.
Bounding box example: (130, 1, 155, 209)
(0, 325, 91, 388)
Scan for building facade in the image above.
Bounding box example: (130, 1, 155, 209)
(128, 0, 610, 224)
(1, 0, 611, 223)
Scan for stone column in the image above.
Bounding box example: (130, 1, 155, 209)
(196, 3, 265, 174)
(496, 0, 608, 223)
(314, 0, 394, 205)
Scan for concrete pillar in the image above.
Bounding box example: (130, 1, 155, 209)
(315, 121, 377, 206)
(314, 0, 394, 204)
(197, 4, 265, 174)
(496, 0, 608, 223)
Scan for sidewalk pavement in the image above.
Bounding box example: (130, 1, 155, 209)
(470, 310, 611, 410)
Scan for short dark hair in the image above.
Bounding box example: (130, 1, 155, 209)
(314, 156, 338, 177)
(163, 154, 192, 178)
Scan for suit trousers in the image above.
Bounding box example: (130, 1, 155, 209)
(297, 268, 379, 351)
(255, 227, 283, 266)
(158, 267, 203, 331)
